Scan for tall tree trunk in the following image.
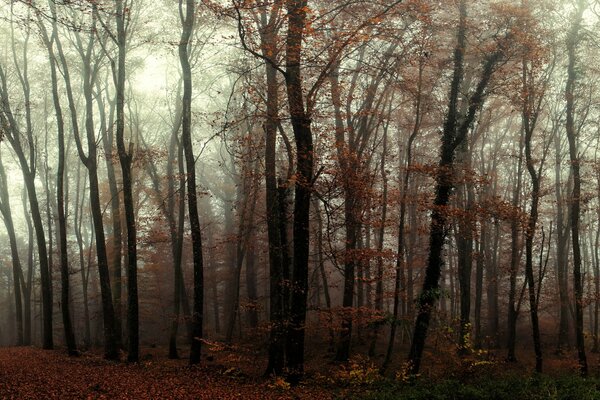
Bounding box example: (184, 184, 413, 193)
(593, 167, 600, 353)
(179, 0, 205, 365)
(456, 145, 475, 355)
(0, 25, 53, 350)
(565, 0, 587, 375)
(507, 134, 524, 362)
(474, 229, 484, 348)
(261, 8, 287, 373)
(38, 16, 78, 355)
(282, 0, 314, 379)
(407, 1, 507, 374)
(53, 6, 119, 359)
(114, 0, 139, 363)
(330, 59, 357, 363)
(99, 86, 123, 345)
(554, 127, 570, 352)
(75, 163, 91, 348)
(246, 233, 259, 329)
(370, 121, 390, 358)
(167, 112, 186, 358)
(0, 154, 24, 346)
(523, 59, 543, 373)
(383, 77, 421, 370)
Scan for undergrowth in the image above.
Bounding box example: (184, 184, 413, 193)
(353, 373, 600, 400)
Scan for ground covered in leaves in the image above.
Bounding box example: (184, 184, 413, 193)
(2, 346, 600, 399)
(0, 347, 336, 399)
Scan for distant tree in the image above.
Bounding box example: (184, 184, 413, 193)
(565, 0, 587, 377)
(0, 19, 53, 350)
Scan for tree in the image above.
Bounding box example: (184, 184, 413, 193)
(179, 0, 205, 365)
(0, 19, 53, 350)
(407, 0, 510, 375)
(565, 0, 587, 377)
(61, 4, 120, 360)
(521, 8, 549, 371)
(36, 4, 78, 356)
(0, 153, 24, 346)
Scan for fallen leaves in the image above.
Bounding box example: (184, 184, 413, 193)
(0, 347, 334, 399)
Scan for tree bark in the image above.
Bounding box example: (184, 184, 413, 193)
(408, 1, 507, 374)
(179, 0, 205, 365)
(565, 0, 587, 375)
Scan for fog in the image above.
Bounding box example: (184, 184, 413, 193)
(0, 0, 598, 379)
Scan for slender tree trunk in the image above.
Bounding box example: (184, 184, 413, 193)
(0, 154, 24, 346)
(523, 61, 543, 373)
(54, 7, 119, 359)
(113, 0, 139, 363)
(474, 231, 484, 348)
(0, 31, 53, 349)
(507, 134, 524, 362)
(565, 0, 587, 375)
(38, 17, 78, 355)
(554, 128, 570, 352)
(99, 87, 123, 345)
(179, 0, 205, 365)
(246, 236, 259, 329)
(370, 123, 389, 358)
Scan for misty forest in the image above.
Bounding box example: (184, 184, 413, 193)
(2, 0, 600, 398)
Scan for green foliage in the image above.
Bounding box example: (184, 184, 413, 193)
(354, 374, 600, 400)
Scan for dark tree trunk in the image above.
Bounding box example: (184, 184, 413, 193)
(114, 0, 139, 363)
(407, 1, 507, 374)
(330, 59, 357, 363)
(0, 30, 53, 350)
(456, 146, 475, 356)
(474, 229, 484, 348)
(554, 130, 570, 352)
(0, 155, 24, 346)
(38, 16, 78, 355)
(99, 87, 123, 345)
(246, 235, 259, 329)
(565, 0, 587, 375)
(523, 58, 543, 373)
(283, 0, 314, 379)
(370, 119, 390, 358)
(179, 0, 205, 365)
(507, 135, 524, 363)
(75, 164, 92, 348)
(383, 72, 421, 370)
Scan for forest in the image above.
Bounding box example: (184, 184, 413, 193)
(1, 0, 600, 398)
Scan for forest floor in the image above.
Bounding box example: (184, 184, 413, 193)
(0, 347, 340, 399)
(2, 345, 600, 399)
